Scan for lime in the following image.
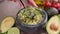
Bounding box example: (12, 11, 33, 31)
(7, 27, 20, 34)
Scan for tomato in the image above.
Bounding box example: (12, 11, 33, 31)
(52, 3, 57, 8)
(57, 3, 60, 8)
(44, 0, 51, 8)
(52, 3, 60, 9)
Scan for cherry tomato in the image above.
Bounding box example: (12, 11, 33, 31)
(58, 0, 60, 2)
(52, 3, 57, 8)
(44, 0, 51, 8)
(52, 3, 60, 9)
(57, 3, 60, 8)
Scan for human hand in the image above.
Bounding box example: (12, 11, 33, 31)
(8, 0, 37, 9)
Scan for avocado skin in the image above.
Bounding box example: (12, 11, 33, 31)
(45, 7, 58, 17)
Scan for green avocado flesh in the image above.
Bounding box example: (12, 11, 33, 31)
(0, 16, 15, 33)
(58, 14, 60, 34)
(7, 27, 20, 34)
(19, 7, 44, 25)
(46, 15, 60, 34)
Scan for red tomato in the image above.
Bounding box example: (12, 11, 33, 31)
(44, 1, 51, 8)
(52, 3, 57, 8)
(57, 3, 60, 8)
(52, 3, 60, 9)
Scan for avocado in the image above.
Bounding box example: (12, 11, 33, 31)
(45, 7, 58, 17)
(46, 15, 60, 34)
(58, 14, 60, 34)
(0, 16, 15, 33)
(58, 14, 60, 17)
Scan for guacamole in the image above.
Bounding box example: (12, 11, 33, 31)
(19, 7, 44, 25)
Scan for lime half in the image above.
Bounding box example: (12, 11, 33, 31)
(7, 27, 20, 34)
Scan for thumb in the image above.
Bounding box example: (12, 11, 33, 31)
(28, 0, 38, 7)
(17, 0, 24, 9)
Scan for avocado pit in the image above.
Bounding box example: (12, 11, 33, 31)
(50, 23, 58, 31)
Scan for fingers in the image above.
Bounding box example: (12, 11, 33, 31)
(17, 0, 24, 9)
(28, 0, 38, 7)
(8, 0, 37, 9)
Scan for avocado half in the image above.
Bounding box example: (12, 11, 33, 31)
(46, 15, 60, 34)
(58, 14, 60, 34)
(0, 16, 15, 33)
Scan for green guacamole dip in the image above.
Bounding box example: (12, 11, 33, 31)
(19, 7, 44, 25)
